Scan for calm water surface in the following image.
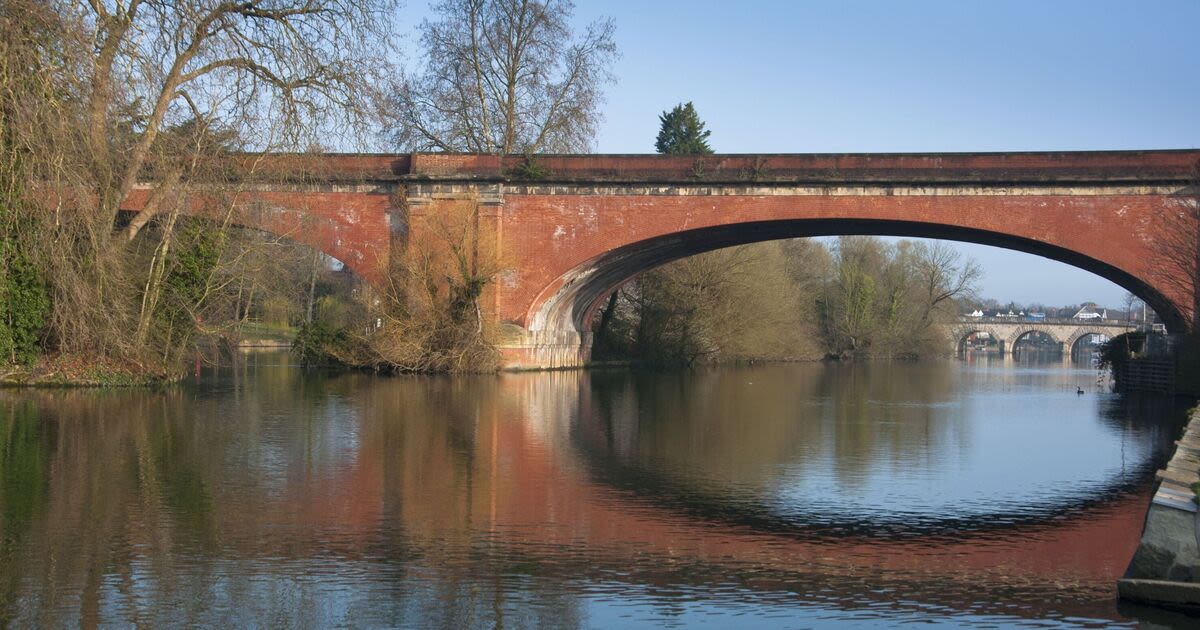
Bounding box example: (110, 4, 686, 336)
(0, 353, 1195, 628)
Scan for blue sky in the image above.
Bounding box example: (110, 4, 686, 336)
(400, 1, 1200, 308)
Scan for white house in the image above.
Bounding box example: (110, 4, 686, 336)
(1073, 303, 1106, 320)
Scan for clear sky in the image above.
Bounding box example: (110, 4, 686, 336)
(401, 1, 1200, 308)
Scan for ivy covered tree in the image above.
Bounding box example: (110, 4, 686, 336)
(654, 102, 713, 155)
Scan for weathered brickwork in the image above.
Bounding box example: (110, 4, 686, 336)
(125, 186, 398, 283)
(501, 191, 1182, 323)
(125, 150, 1200, 369)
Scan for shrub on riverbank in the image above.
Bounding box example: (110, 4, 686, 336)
(291, 202, 501, 374)
(0, 0, 397, 382)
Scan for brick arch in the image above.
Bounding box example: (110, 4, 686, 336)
(172, 212, 365, 276)
(524, 218, 1185, 346)
(116, 150, 1200, 369)
(122, 185, 398, 283)
(220, 199, 379, 279)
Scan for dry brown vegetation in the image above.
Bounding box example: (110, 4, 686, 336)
(0, 0, 397, 377)
(594, 242, 823, 365)
(311, 200, 504, 373)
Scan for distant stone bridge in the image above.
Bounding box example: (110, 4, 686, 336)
(949, 317, 1139, 356)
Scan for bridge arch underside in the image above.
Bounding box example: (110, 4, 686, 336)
(956, 329, 1001, 354)
(120, 208, 374, 281)
(1009, 329, 1063, 353)
(527, 218, 1183, 344)
(1066, 330, 1111, 356)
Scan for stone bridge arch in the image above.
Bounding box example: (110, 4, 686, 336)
(1006, 327, 1068, 353)
(952, 325, 1003, 354)
(1064, 327, 1121, 357)
(944, 319, 1136, 357)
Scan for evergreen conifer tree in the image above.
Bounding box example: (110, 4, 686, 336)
(655, 102, 713, 155)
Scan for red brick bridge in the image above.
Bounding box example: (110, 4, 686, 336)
(127, 150, 1200, 369)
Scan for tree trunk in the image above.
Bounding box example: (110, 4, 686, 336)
(592, 290, 619, 355)
(306, 250, 320, 324)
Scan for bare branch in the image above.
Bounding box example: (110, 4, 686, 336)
(391, 0, 617, 154)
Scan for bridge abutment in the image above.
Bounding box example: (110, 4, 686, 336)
(498, 327, 593, 370)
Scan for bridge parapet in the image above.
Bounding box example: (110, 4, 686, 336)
(156, 149, 1198, 186)
(962, 317, 1139, 326)
(400, 150, 1200, 185)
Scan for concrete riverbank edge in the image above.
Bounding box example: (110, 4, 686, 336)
(1120, 407, 1200, 611)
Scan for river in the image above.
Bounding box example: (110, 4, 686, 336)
(0, 353, 1195, 628)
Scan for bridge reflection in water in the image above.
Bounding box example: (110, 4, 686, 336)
(0, 355, 1191, 627)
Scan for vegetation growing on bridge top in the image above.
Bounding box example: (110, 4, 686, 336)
(506, 155, 552, 181)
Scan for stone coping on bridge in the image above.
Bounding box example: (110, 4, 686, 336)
(221, 149, 1200, 186)
(960, 317, 1137, 325)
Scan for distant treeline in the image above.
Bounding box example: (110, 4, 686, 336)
(591, 235, 979, 366)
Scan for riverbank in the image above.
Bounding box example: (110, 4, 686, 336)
(0, 355, 175, 387)
(1120, 406, 1200, 611)
(1, 323, 297, 388)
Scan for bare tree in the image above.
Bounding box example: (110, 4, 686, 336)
(77, 0, 399, 241)
(1150, 159, 1200, 333)
(1, 0, 399, 372)
(390, 0, 617, 154)
(1122, 291, 1147, 323)
(911, 240, 982, 328)
(325, 200, 502, 372)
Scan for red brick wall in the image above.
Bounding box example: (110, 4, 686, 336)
(123, 188, 395, 283)
(498, 191, 1188, 329)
